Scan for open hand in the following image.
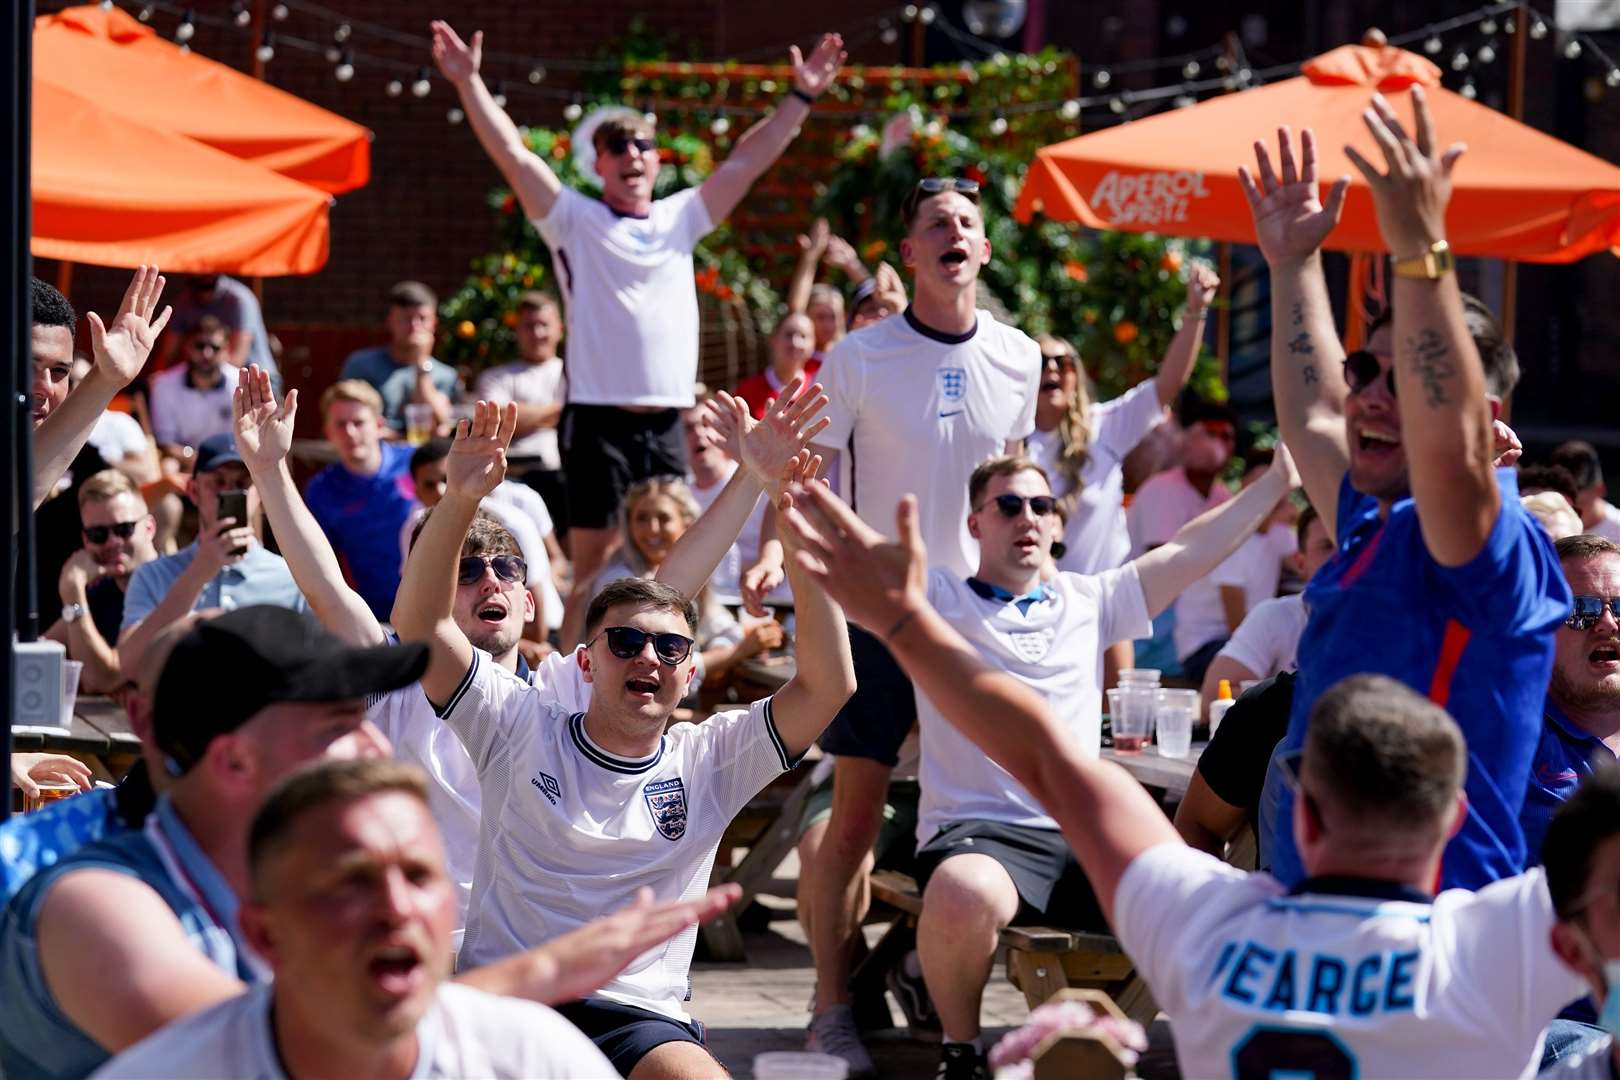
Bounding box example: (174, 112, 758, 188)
(1185, 261, 1220, 313)
(822, 234, 866, 280)
(430, 20, 482, 85)
(779, 484, 928, 637)
(1268, 439, 1302, 490)
(798, 218, 831, 258)
(1237, 128, 1349, 269)
(1492, 419, 1523, 468)
(447, 400, 516, 500)
(710, 381, 830, 494)
(233, 365, 297, 475)
(88, 265, 171, 389)
(1342, 87, 1464, 259)
(791, 33, 846, 99)
(10, 753, 94, 801)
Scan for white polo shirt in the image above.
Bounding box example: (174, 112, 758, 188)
(816, 308, 1041, 580)
(147, 364, 234, 449)
(439, 654, 797, 1020)
(1114, 846, 1584, 1079)
(915, 565, 1151, 845)
(535, 187, 714, 409)
(1216, 593, 1309, 679)
(475, 357, 566, 468)
(1174, 522, 1298, 661)
(92, 981, 615, 1079)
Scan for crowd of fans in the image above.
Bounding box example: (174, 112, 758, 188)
(9, 23, 1620, 1080)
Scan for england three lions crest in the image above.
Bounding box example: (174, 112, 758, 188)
(1009, 629, 1054, 663)
(644, 777, 688, 841)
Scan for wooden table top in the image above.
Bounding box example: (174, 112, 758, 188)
(11, 695, 138, 755)
(1100, 742, 1206, 799)
(735, 654, 796, 693)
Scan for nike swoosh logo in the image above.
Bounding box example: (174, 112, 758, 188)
(938, 409, 963, 418)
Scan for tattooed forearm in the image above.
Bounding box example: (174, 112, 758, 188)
(1302, 364, 1320, 385)
(1286, 331, 1315, 357)
(1291, 301, 1304, 328)
(1404, 329, 1456, 408)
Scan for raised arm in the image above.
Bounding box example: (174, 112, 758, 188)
(1154, 262, 1219, 407)
(1134, 444, 1299, 617)
(699, 34, 845, 223)
(33, 267, 171, 510)
(786, 218, 830, 314)
(431, 22, 563, 222)
(394, 401, 517, 706)
(1345, 89, 1496, 567)
(779, 484, 1179, 926)
(1238, 130, 1351, 540)
(234, 366, 384, 646)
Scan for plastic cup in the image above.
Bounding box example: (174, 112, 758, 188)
(753, 1052, 849, 1080)
(26, 781, 80, 814)
(60, 660, 83, 726)
(1239, 680, 1262, 695)
(404, 403, 434, 447)
(1108, 686, 1156, 753)
(1118, 668, 1161, 686)
(1156, 688, 1199, 759)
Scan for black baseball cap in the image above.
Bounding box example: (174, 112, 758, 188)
(152, 607, 429, 775)
(194, 432, 244, 474)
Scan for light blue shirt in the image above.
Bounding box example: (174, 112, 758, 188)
(339, 346, 460, 432)
(120, 541, 309, 633)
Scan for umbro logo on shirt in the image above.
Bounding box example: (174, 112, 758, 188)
(531, 771, 562, 805)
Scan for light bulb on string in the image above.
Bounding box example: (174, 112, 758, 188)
(326, 44, 342, 63)
(175, 10, 196, 43)
(231, 2, 250, 27)
(1504, 15, 1517, 33)
(1460, 79, 1478, 99)
(1109, 95, 1126, 114)
(1237, 67, 1253, 84)
(711, 115, 731, 135)
(1174, 94, 1198, 108)
(918, 4, 936, 24)
(1477, 42, 1496, 64)
(1424, 35, 1443, 55)
(988, 112, 1008, 135)
(1530, 17, 1548, 39)
(528, 66, 546, 84)
(1059, 98, 1080, 120)
(412, 68, 432, 97)
(1183, 59, 1200, 78)
(1093, 68, 1111, 89)
(1451, 49, 1470, 71)
(1481, 17, 1497, 35)
(448, 108, 465, 125)
(881, 23, 899, 45)
(1564, 37, 1583, 60)
(270, 3, 287, 20)
(902, 4, 920, 22)
(334, 23, 351, 43)
(256, 32, 275, 63)
(564, 101, 583, 122)
(334, 52, 354, 82)
(137, 3, 154, 20)
(1608, 67, 1620, 88)
(491, 81, 507, 107)
(385, 78, 403, 97)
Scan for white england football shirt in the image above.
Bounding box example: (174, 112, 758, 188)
(369, 649, 589, 951)
(815, 308, 1041, 580)
(1217, 593, 1309, 679)
(534, 187, 713, 409)
(1175, 523, 1298, 661)
(439, 653, 798, 1020)
(914, 566, 1151, 845)
(1113, 844, 1585, 1080)
(92, 981, 616, 1079)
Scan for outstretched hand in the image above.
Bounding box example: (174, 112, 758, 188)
(710, 379, 830, 493)
(1492, 419, 1523, 468)
(87, 265, 171, 389)
(233, 365, 297, 475)
(1342, 87, 1464, 259)
(1184, 261, 1220, 313)
(447, 400, 516, 500)
(798, 217, 831, 258)
(430, 20, 482, 85)
(779, 484, 928, 637)
(1237, 128, 1349, 269)
(790, 33, 846, 99)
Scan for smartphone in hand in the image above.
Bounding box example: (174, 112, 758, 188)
(216, 490, 250, 556)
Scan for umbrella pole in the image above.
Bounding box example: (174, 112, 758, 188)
(1216, 242, 1232, 385)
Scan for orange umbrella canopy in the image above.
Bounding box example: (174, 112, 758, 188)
(1016, 45, 1620, 263)
(32, 80, 331, 275)
(35, 5, 370, 194)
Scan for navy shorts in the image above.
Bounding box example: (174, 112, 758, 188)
(553, 996, 709, 1076)
(816, 622, 917, 766)
(559, 404, 686, 530)
(915, 820, 1108, 930)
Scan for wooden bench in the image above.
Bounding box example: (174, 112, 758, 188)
(860, 870, 1158, 1026)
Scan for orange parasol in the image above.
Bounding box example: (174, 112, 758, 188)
(34, 5, 369, 195)
(32, 79, 331, 275)
(1015, 44, 1620, 264)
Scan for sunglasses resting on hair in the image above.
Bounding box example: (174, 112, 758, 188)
(594, 626, 695, 666)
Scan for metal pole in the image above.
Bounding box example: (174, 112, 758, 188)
(1500, 3, 1528, 376)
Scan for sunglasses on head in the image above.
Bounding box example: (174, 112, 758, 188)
(457, 555, 527, 586)
(603, 134, 657, 156)
(1343, 350, 1396, 398)
(904, 176, 982, 220)
(1567, 595, 1620, 631)
(83, 520, 141, 544)
(595, 625, 694, 666)
(980, 494, 1057, 519)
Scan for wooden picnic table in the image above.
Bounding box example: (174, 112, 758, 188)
(11, 695, 140, 759)
(733, 654, 795, 695)
(1100, 742, 1206, 802)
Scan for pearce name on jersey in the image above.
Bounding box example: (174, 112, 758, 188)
(1213, 940, 1420, 1019)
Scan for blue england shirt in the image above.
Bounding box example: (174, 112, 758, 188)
(304, 441, 417, 620)
(1260, 470, 1569, 890)
(1521, 700, 1616, 866)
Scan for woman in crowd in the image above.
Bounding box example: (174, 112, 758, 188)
(734, 313, 821, 421)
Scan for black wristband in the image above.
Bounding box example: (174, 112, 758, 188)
(790, 86, 816, 107)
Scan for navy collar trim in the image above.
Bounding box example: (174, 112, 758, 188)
(514, 651, 532, 684)
(605, 199, 652, 221)
(1287, 874, 1432, 904)
(569, 712, 665, 774)
(966, 576, 1051, 616)
(903, 306, 977, 345)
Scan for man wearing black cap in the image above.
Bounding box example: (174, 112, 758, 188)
(117, 431, 307, 669)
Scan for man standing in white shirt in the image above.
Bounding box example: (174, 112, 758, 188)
(777, 483, 1593, 1080)
(475, 291, 568, 531)
(801, 176, 1041, 1072)
(431, 21, 847, 650)
(1552, 441, 1620, 544)
(93, 758, 618, 1079)
(910, 449, 1296, 1079)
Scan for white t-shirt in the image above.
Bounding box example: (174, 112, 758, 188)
(441, 654, 797, 1020)
(1027, 380, 1167, 574)
(1113, 844, 1584, 1080)
(1126, 465, 1231, 557)
(815, 308, 1041, 580)
(476, 358, 566, 468)
(1212, 523, 1298, 611)
(1591, 500, 1620, 544)
(91, 981, 615, 1079)
(87, 410, 149, 465)
(688, 462, 785, 608)
(147, 365, 235, 449)
(400, 486, 562, 633)
(916, 566, 1151, 845)
(369, 649, 588, 952)
(534, 187, 714, 409)
(1216, 593, 1308, 678)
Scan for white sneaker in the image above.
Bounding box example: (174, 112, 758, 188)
(807, 1003, 877, 1077)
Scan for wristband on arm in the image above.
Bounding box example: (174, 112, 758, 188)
(790, 86, 816, 107)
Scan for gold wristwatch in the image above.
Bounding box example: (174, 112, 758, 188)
(1392, 240, 1454, 280)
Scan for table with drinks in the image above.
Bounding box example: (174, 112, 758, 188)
(1102, 668, 1207, 803)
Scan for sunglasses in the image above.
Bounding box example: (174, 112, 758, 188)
(603, 134, 657, 156)
(83, 520, 142, 544)
(1041, 352, 1077, 371)
(189, 340, 223, 354)
(904, 177, 982, 220)
(1343, 350, 1396, 398)
(594, 625, 695, 666)
(1567, 595, 1620, 631)
(980, 494, 1057, 519)
(457, 555, 527, 586)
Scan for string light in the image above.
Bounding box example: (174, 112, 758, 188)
(1182, 59, 1200, 78)
(175, 9, 195, 43)
(255, 31, 275, 63)
(711, 115, 731, 135)
(528, 66, 546, 84)
(411, 67, 432, 97)
(136, 3, 153, 20)
(1451, 49, 1470, 71)
(1424, 35, 1443, 55)
(1530, 17, 1549, 39)
(1608, 68, 1620, 89)
(333, 23, 351, 43)
(901, 3, 919, 21)
(880, 23, 899, 45)
(1092, 68, 1111, 89)
(1565, 38, 1583, 60)
(230, 1, 250, 28)
(918, 4, 937, 24)
(1476, 42, 1496, 65)
(1480, 17, 1498, 35)
(1108, 95, 1126, 114)
(491, 81, 507, 107)
(988, 111, 1008, 135)
(1460, 79, 1478, 99)
(563, 101, 583, 122)
(1174, 94, 1198, 108)
(270, 3, 288, 20)
(1059, 98, 1080, 120)
(334, 51, 354, 81)
(448, 107, 465, 124)
(385, 78, 403, 97)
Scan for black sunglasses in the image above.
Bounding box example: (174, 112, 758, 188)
(1567, 595, 1620, 631)
(916, 177, 981, 197)
(1343, 350, 1396, 398)
(594, 625, 694, 666)
(1041, 352, 1077, 371)
(603, 134, 657, 156)
(83, 520, 141, 544)
(457, 555, 527, 586)
(188, 340, 222, 353)
(980, 494, 1057, 519)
